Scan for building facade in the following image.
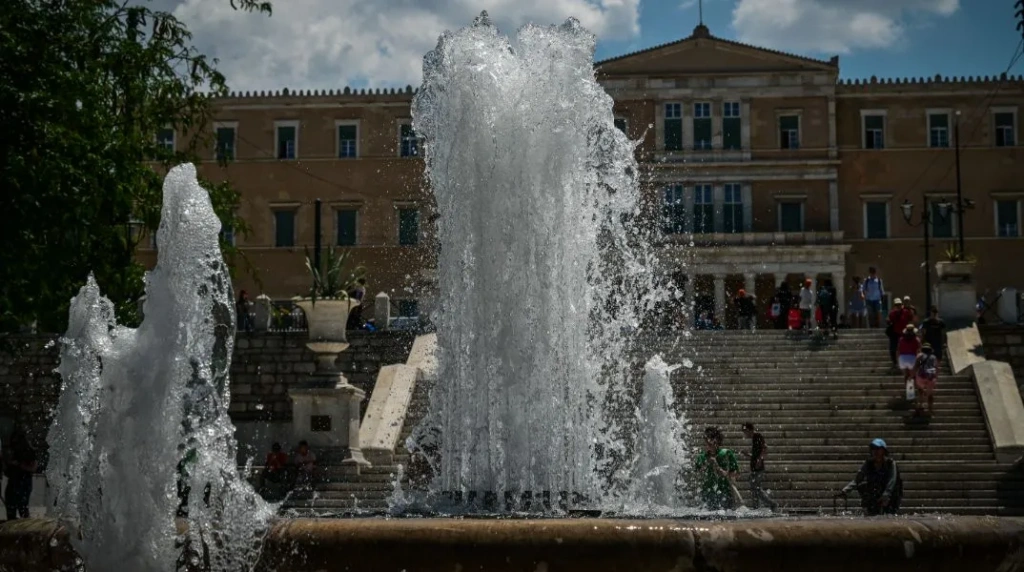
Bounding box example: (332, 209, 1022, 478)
(143, 24, 1024, 326)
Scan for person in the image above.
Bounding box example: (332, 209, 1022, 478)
(694, 427, 741, 510)
(346, 278, 368, 329)
(798, 278, 815, 331)
(817, 279, 839, 338)
(849, 276, 866, 329)
(838, 439, 903, 516)
(919, 306, 946, 364)
(897, 325, 921, 384)
(902, 295, 919, 321)
(886, 298, 914, 367)
(837, 314, 851, 329)
(259, 442, 290, 496)
(772, 283, 793, 330)
(695, 312, 714, 331)
(236, 290, 253, 332)
(741, 423, 778, 511)
(2, 429, 37, 520)
(734, 289, 757, 331)
(293, 440, 317, 489)
(861, 267, 885, 328)
(914, 343, 939, 417)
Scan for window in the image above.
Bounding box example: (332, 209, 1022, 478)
(398, 299, 419, 318)
(664, 103, 682, 151)
(614, 117, 628, 134)
(693, 185, 713, 233)
(693, 102, 712, 150)
(276, 122, 297, 159)
(274, 210, 296, 247)
(400, 123, 419, 157)
(220, 222, 235, 246)
(398, 208, 420, 245)
(928, 113, 949, 148)
(779, 115, 800, 149)
(337, 122, 358, 158)
(215, 125, 236, 161)
(722, 101, 741, 150)
(995, 112, 1016, 147)
(863, 113, 885, 149)
(930, 200, 954, 238)
(723, 183, 743, 233)
(996, 199, 1021, 237)
(778, 202, 804, 232)
(157, 127, 175, 151)
(336, 209, 357, 246)
(864, 201, 889, 239)
(662, 184, 686, 234)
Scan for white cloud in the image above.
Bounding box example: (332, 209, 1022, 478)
(731, 0, 959, 55)
(164, 0, 640, 91)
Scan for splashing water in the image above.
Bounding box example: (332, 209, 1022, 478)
(411, 13, 679, 506)
(630, 356, 687, 511)
(46, 164, 274, 571)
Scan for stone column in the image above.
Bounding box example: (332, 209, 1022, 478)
(713, 274, 726, 323)
(833, 270, 846, 317)
(808, 275, 818, 330)
(828, 181, 840, 232)
(375, 292, 391, 330)
(683, 274, 695, 329)
(743, 273, 757, 296)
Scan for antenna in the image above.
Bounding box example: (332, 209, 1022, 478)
(699, 0, 704, 25)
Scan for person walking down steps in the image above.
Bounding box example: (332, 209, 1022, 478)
(741, 423, 778, 511)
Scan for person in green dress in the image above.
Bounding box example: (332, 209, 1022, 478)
(694, 426, 740, 510)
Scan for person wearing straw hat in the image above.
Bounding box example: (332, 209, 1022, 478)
(837, 438, 903, 516)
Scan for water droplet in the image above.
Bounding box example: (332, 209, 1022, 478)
(682, 358, 694, 369)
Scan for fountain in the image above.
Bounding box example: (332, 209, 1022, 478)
(411, 11, 677, 508)
(3, 12, 1024, 572)
(44, 164, 274, 571)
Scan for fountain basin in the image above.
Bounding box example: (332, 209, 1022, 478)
(3, 516, 1024, 571)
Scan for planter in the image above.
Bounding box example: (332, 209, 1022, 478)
(936, 261, 976, 282)
(297, 298, 360, 342)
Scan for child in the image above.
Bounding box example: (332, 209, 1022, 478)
(897, 325, 921, 384)
(914, 343, 939, 416)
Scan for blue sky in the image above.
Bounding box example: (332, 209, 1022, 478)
(595, 0, 1024, 79)
(169, 0, 1024, 90)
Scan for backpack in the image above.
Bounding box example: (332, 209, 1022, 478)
(817, 288, 833, 310)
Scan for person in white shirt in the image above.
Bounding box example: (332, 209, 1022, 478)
(798, 278, 815, 331)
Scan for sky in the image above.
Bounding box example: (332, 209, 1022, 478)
(161, 0, 1024, 91)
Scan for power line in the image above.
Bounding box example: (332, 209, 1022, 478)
(890, 37, 1024, 208)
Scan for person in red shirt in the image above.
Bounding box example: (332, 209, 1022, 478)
(886, 298, 913, 367)
(896, 325, 921, 384)
(260, 442, 289, 495)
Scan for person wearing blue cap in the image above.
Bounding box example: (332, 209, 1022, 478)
(837, 438, 903, 516)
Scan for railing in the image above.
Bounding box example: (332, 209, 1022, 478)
(662, 231, 846, 247)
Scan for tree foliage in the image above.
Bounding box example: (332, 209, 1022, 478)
(0, 0, 270, 333)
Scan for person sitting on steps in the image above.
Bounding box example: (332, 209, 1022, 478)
(837, 438, 903, 516)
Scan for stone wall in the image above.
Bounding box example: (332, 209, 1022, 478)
(0, 330, 416, 458)
(980, 325, 1024, 381)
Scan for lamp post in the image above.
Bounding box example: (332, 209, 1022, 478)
(901, 199, 947, 311)
(125, 217, 144, 263)
(954, 110, 965, 257)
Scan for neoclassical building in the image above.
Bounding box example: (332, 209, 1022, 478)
(143, 24, 1024, 326)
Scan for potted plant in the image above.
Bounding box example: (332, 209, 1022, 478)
(935, 243, 977, 281)
(298, 248, 367, 342)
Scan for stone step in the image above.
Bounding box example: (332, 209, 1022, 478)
(683, 396, 980, 406)
(699, 389, 978, 399)
(718, 436, 989, 447)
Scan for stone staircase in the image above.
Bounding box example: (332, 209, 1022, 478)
(281, 377, 433, 514)
(663, 329, 1024, 515)
(282, 328, 1024, 516)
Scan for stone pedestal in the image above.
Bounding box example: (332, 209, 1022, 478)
(253, 294, 273, 331)
(288, 338, 371, 471)
(936, 261, 977, 328)
(375, 292, 391, 330)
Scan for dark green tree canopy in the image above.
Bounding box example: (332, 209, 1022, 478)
(0, 0, 270, 332)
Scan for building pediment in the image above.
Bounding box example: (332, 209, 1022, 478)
(596, 25, 838, 77)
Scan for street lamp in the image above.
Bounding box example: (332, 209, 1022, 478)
(126, 217, 144, 262)
(949, 110, 975, 260)
(901, 199, 948, 311)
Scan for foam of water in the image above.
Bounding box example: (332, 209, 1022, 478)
(629, 356, 687, 511)
(46, 164, 274, 571)
(411, 12, 681, 507)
